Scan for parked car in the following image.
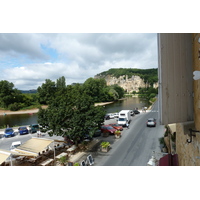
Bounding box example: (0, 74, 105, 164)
(146, 118, 156, 127)
(4, 128, 15, 138)
(130, 110, 135, 116)
(107, 113, 115, 119)
(28, 124, 39, 133)
(114, 113, 119, 118)
(18, 126, 29, 135)
(133, 110, 140, 114)
(104, 114, 110, 120)
(84, 134, 93, 141)
(10, 141, 22, 151)
(84, 128, 102, 140)
(109, 123, 123, 131)
(101, 125, 116, 135)
(93, 129, 102, 137)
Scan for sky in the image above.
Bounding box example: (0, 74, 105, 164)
(0, 33, 158, 90)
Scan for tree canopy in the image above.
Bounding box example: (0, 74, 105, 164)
(38, 84, 106, 144)
(0, 80, 35, 110)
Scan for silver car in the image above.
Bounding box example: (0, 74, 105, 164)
(146, 118, 156, 127)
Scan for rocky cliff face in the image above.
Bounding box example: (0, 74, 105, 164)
(94, 74, 158, 93)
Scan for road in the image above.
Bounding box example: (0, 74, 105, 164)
(94, 100, 165, 166)
(0, 100, 164, 166)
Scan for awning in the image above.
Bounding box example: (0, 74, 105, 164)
(159, 154, 179, 166)
(0, 150, 11, 165)
(15, 137, 54, 156)
(168, 123, 176, 135)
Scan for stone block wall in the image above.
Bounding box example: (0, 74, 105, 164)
(176, 121, 200, 166)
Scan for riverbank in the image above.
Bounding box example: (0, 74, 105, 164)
(0, 98, 129, 116)
(0, 105, 48, 116)
(94, 102, 114, 106)
(0, 102, 115, 116)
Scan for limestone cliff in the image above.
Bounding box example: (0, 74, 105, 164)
(94, 74, 158, 93)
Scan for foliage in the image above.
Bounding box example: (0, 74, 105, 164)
(159, 137, 165, 146)
(137, 87, 158, 101)
(114, 130, 121, 136)
(0, 80, 37, 110)
(73, 162, 80, 166)
(8, 102, 21, 111)
(0, 80, 17, 108)
(59, 156, 67, 165)
(56, 76, 66, 89)
(38, 84, 106, 145)
(83, 78, 125, 102)
(100, 141, 110, 148)
(164, 125, 170, 137)
(37, 79, 56, 104)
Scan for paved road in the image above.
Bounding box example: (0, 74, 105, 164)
(0, 100, 164, 166)
(94, 101, 164, 166)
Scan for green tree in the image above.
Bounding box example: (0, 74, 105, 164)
(56, 76, 66, 89)
(110, 84, 125, 99)
(83, 78, 107, 102)
(38, 84, 106, 144)
(37, 79, 56, 104)
(0, 80, 25, 109)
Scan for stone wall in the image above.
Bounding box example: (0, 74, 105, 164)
(193, 34, 200, 136)
(176, 121, 200, 166)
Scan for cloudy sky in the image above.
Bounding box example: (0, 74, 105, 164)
(0, 33, 158, 90)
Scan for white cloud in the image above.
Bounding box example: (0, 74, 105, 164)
(0, 33, 48, 60)
(0, 33, 158, 90)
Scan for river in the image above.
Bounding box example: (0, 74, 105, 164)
(0, 97, 150, 128)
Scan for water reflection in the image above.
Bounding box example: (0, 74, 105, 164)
(0, 97, 149, 127)
(0, 113, 38, 128)
(104, 97, 150, 113)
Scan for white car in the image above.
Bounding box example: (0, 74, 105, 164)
(146, 118, 156, 127)
(10, 141, 22, 151)
(107, 113, 115, 119)
(114, 113, 119, 118)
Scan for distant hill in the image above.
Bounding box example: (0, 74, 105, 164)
(20, 89, 37, 94)
(95, 68, 158, 85)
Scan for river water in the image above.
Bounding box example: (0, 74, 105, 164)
(0, 97, 150, 128)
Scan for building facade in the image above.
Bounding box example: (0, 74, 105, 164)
(158, 33, 200, 166)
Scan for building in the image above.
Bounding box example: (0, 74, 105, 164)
(158, 33, 200, 165)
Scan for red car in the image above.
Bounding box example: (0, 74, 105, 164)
(101, 125, 116, 135)
(109, 123, 123, 131)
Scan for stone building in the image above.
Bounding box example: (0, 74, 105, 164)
(158, 33, 200, 166)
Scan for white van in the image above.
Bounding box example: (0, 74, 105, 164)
(118, 110, 131, 126)
(118, 117, 128, 127)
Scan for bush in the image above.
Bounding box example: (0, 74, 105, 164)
(59, 156, 67, 165)
(100, 141, 110, 148)
(8, 103, 21, 111)
(73, 162, 80, 166)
